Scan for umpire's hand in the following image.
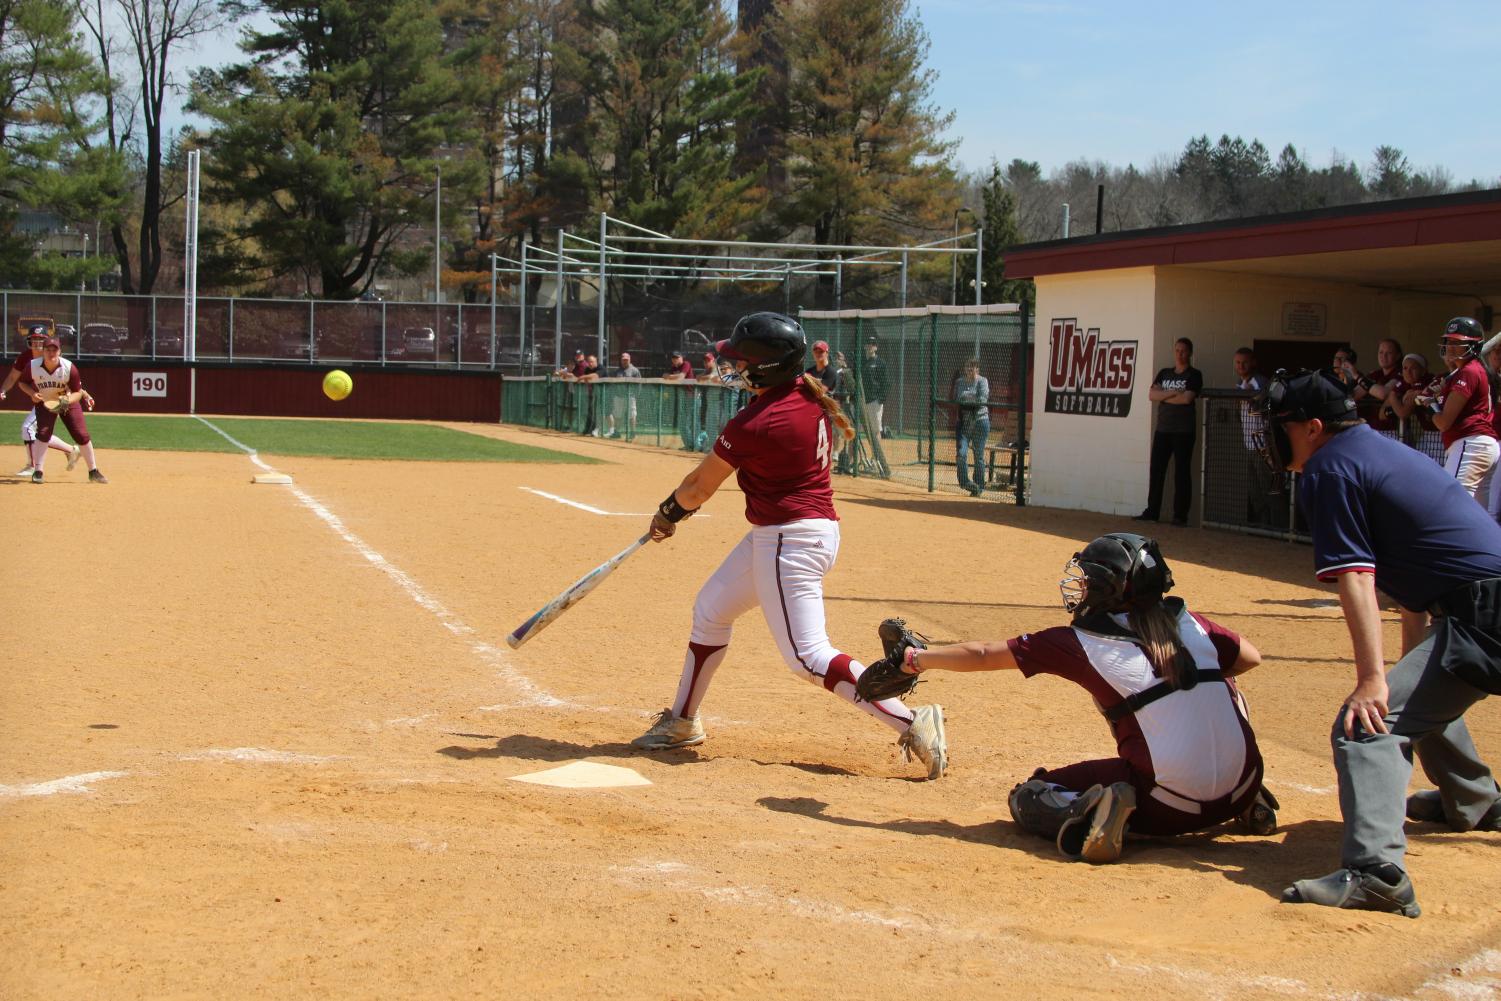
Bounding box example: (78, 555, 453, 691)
(1342, 677, 1391, 738)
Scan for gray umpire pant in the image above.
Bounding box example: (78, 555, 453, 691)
(1332, 629, 1499, 869)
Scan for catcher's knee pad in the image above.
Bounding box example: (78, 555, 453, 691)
(1008, 776, 1078, 840)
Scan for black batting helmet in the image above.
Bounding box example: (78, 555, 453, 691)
(715, 312, 807, 390)
(1060, 533, 1174, 619)
(26, 324, 48, 340)
(1440, 316, 1485, 360)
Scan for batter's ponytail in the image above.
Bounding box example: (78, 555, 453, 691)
(1128, 600, 1191, 689)
(801, 372, 855, 442)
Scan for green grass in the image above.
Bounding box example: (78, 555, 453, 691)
(0, 413, 597, 463)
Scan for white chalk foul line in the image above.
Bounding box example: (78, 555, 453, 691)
(196, 417, 566, 709)
(0, 771, 129, 799)
(518, 486, 690, 518)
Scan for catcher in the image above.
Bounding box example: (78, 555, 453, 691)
(858, 532, 1274, 863)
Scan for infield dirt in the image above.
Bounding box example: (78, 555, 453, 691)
(2, 424, 1498, 1000)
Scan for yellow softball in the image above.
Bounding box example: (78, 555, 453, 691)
(322, 369, 353, 402)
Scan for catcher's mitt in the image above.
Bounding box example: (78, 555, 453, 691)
(855, 618, 928, 703)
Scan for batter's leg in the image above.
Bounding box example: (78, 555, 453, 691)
(750, 522, 914, 732)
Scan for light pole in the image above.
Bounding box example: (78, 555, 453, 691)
(80, 233, 89, 291)
(952, 207, 976, 305)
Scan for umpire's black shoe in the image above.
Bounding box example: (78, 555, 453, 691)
(1282, 866, 1421, 918)
(1132, 510, 1157, 522)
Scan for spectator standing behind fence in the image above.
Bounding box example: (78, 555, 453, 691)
(606, 351, 641, 440)
(580, 354, 602, 436)
(1233, 348, 1279, 527)
(1135, 338, 1202, 527)
(807, 340, 838, 393)
(1351, 339, 1404, 432)
(860, 337, 891, 439)
(952, 358, 990, 497)
(1418, 317, 1497, 505)
(663, 350, 696, 450)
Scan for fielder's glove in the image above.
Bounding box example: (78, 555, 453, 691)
(855, 618, 929, 703)
(53, 393, 72, 416)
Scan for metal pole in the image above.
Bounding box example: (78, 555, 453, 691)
(783, 264, 791, 314)
(951, 212, 959, 305)
(1096, 184, 1105, 234)
(434, 166, 442, 303)
(975, 226, 984, 306)
(1016, 298, 1029, 506)
(184, 148, 200, 363)
(1062, 203, 1070, 239)
(596, 212, 607, 362)
(834, 255, 843, 313)
(308, 300, 315, 363)
(554, 228, 564, 371)
(490, 252, 499, 371)
(518, 242, 529, 372)
(927, 312, 937, 492)
(380, 300, 387, 365)
(228, 297, 234, 361)
(899, 249, 908, 436)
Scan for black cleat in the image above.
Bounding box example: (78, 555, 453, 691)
(1282, 867, 1420, 918)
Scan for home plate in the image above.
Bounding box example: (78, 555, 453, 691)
(509, 761, 651, 789)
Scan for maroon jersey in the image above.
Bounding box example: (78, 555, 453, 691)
(1359, 366, 1401, 432)
(666, 359, 694, 379)
(713, 379, 838, 526)
(10, 351, 36, 390)
(1439, 358, 1496, 448)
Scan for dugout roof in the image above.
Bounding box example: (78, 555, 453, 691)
(1004, 188, 1501, 298)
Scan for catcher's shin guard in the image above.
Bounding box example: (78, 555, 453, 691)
(1007, 773, 1079, 840)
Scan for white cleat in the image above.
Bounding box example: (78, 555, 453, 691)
(16, 465, 35, 477)
(631, 709, 706, 749)
(898, 704, 947, 780)
(66, 444, 81, 471)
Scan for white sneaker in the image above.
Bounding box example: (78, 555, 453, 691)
(16, 465, 35, 477)
(631, 709, 705, 749)
(898, 704, 947, 779)
(66, 445, 81, 471)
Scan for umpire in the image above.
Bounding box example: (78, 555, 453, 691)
(1255, 368, 1501, 918)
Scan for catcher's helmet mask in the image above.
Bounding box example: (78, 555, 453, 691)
(26, 324, 48, 341)
(1060, 533, 1174, 619)
(715, 312, 807, 391)
(1248, 368, 1356, 488)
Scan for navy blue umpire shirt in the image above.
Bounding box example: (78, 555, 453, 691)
(1297, 423, 1501, 612)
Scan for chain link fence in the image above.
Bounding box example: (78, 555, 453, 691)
(501, 304, 1036, 503)
(1202, 389, 1452, 540)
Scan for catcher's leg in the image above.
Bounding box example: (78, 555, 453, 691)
(750, 521, 914, 733)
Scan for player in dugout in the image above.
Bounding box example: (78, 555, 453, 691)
(1252, 359, 1501, 918)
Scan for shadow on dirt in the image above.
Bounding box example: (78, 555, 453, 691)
(437, 733, 694, 764)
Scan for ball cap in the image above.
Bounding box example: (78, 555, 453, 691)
(42, 336, 61, 348)
(670, 349, 683, 358)
(812, 340, 830, 352)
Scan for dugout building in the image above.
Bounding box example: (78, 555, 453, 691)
(1004, 188, 1501, 519)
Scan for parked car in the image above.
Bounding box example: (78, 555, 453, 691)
(154, 325, 184, 355)
(400, 326, 436, 359)
(82, 322, 124, 354)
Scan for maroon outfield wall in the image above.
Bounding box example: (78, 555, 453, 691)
(1, 360, 503, 422)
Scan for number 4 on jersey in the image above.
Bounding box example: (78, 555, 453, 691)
(816, 416, 830, 470)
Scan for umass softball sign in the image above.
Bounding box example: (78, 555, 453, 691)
(1044, 318, 1138, 417)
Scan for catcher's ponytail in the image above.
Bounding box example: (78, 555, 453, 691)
(1128, 600, 1191, 689)
(801, 372, 855, 442)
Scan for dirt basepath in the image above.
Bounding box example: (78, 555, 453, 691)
(2, 426, 1497, 1000)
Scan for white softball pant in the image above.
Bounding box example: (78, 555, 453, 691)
(21, 409, 37, 443)
(671, 518, 914, 732)
(1444, 434, 1499, 504)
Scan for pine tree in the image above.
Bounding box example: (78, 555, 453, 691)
(771, 0, 956, 252)
(192, 0, 476, 298)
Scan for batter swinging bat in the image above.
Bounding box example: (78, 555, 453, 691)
(505, 532, 651, 649)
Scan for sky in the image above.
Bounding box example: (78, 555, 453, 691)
(170, 1, 1498, 187)
(918, 0, 1498, 184)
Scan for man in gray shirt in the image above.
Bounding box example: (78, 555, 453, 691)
(606, 351, 642, 439)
